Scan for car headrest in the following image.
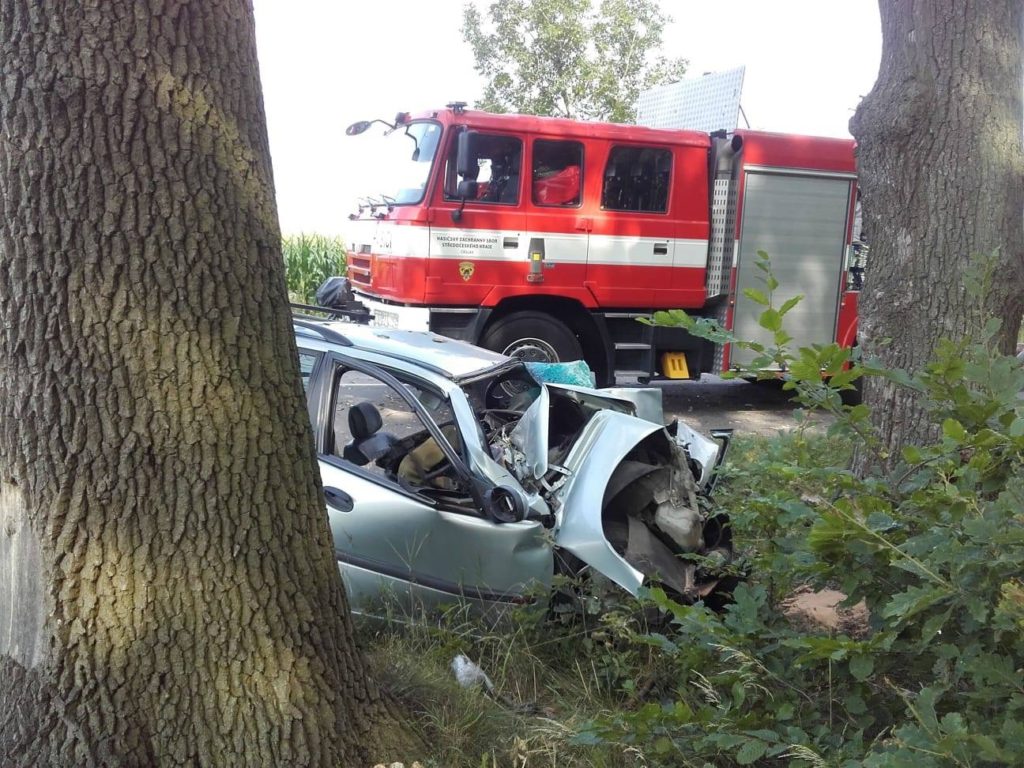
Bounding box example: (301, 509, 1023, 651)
(348, 401, 383, 440)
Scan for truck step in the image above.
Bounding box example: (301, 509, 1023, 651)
(614, 342, 652, 350)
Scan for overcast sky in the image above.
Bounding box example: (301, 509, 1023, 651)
(252, 0, 882, 235)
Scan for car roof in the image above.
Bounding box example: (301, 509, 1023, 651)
(293, 318, 511, 380)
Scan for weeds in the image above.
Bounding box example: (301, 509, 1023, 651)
(358, 600, 664, 767)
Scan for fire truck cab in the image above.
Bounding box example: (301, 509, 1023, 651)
(344, 104, 859, 385)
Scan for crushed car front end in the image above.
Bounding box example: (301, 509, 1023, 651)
(454, 362, 732, 603)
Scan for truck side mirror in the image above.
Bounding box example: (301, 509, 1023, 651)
(345, 120, 372, 136)
(456, 131, 479, 178)
(451, 179, 477, 223)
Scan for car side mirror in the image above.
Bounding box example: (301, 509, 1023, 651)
(482, 485, 527, 524)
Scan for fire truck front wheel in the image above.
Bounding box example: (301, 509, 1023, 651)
(481, 311, 584, 366)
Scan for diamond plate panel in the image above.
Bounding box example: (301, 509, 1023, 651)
(636, 67, 745, 132)
(712, 299, 730, 373)
(707, 178, 737, 298)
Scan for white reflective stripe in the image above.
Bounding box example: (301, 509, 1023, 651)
(588, 233, 673, 268)
(429, 226, 709, 267)
(345, 220, 432, 258)
(674, 238, 710, 268)
(352, 223, 710, 268)
(385, 223, 431, 258)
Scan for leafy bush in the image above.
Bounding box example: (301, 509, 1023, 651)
(363, 253, 1024, 766)
(282, 233, 346, 304)
(575, 254, 1024, 765)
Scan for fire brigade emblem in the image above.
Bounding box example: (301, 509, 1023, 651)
(458, 261, 475, 281)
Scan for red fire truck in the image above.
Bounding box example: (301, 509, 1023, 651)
(342, 102, 859, 385)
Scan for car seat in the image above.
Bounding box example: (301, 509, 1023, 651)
(343, 401, 399, 466)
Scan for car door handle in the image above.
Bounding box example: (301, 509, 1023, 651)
(324, 486, 354, 513)
(653, 242, 669, 255)
(503, 236, 519, 249)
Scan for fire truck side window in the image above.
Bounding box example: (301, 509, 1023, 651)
(444, 133, 523, 205)
(601, 146, 672, 213)
(532, 140, 583, 207)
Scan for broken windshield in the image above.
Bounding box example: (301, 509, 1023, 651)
(374, 121, 442, 205)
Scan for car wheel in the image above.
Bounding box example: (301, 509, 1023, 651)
(481, 311, 583, 364)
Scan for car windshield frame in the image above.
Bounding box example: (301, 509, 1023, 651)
(375, 120, 443, 206)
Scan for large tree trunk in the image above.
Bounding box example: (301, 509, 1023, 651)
(0, 1, 416, 764)
(849, 0, 1024, 474)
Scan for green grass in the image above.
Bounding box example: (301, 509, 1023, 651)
(359, 601, 662, 768)
(282, 233, 347, 305)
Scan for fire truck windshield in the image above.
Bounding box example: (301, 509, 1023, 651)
(373, 121, 442, 206)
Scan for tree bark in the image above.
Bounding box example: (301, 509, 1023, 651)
(849, 0, 1024, 474)
(0, 1, 417, 764)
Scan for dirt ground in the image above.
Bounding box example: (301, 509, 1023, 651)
(782, 587, 871, 636)
(650, 375, 833, 435)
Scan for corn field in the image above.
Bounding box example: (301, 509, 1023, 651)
(282, 234, 347, 304)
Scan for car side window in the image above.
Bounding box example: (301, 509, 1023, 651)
(444, 131, 523, 205)
(329, 366, 461, 490)
(298, 349, 321, 393)
(601, 145, 672, 213)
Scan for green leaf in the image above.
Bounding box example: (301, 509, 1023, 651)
(758, 308, 783, 333)
(731, 680, 746, 708)
(849, 654, 874, 681)
(942, 418, 967, 442)
(778, 294, 803, 316)
(902, 445, 924, 463)
(653, 736, 673, 755)
(882, 586, 952, 622)
(773, 329, 793, 346)
(743, 287, 770, 306)
(736, 739, 768, 765)
(845, 693, 867, 715)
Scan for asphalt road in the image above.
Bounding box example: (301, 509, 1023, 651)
(650, 375, 832, 435)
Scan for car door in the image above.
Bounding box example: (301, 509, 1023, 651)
(310, 352, 552, 614)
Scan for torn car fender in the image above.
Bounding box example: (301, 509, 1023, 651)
(671, 420, 726, 490)
(552, 410, 665, 595)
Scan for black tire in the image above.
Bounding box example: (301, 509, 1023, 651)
(480, 311, 584, 364)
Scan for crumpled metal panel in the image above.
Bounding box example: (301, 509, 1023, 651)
(508, 385, 550, 480)
(624, 517, 696, 597)
(553, 410, 664, 594)
(672, 419, 722, 489)
(599, 387, 665, 425)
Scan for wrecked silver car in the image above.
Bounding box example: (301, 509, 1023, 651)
(295, 316, 732, 615)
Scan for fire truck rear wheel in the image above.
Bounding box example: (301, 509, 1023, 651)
(481, 311, 584, 365)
